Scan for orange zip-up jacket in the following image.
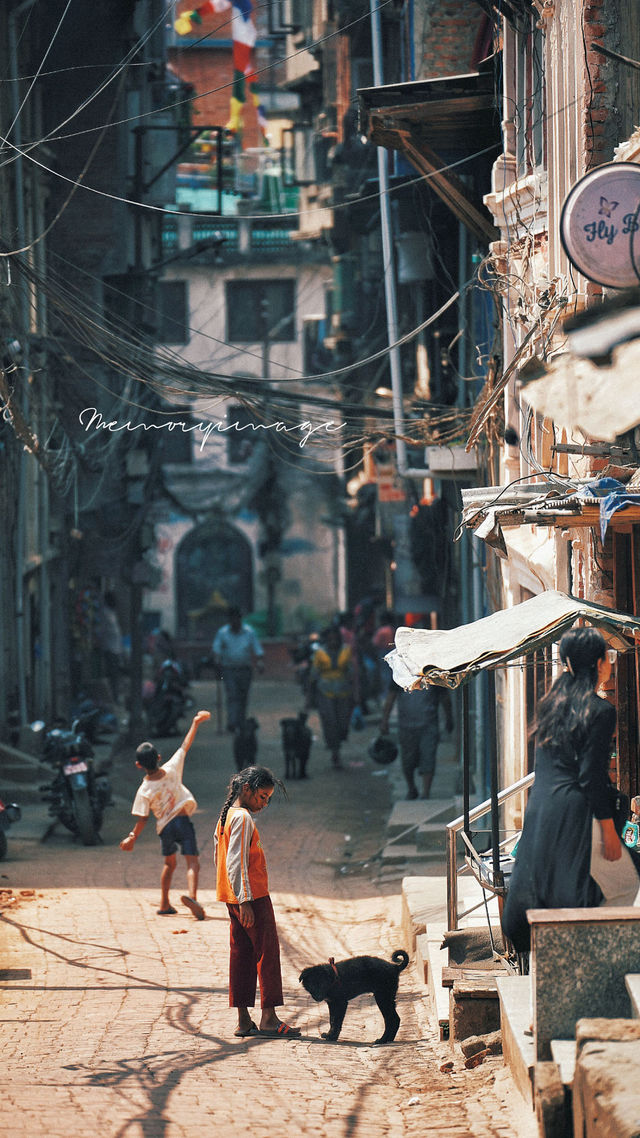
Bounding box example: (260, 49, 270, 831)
(214, 806, 269, 903)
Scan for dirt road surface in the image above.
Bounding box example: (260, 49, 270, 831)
(0, 679, 536, 1137)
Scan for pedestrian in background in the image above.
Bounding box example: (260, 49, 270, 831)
(372, 609, 397, 701)
(214, 765, 301, 1038)
(101, 591, 123, 703)
(309, 625, 354, 769)
(119, 710, 211, 919)
(212, 606, 264, 731)
(380, 679, 453, 799)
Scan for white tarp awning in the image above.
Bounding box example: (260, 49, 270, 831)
(386, 590, 640, 690)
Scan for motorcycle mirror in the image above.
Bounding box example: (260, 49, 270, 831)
(30, 720, 46, 732)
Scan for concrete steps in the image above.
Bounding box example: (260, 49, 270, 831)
(382, 797, 459, 863)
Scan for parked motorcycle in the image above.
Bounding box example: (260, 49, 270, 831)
(144, 658, 193, 736)
(0, 798, 21, 860)
(37, 720, 112, 846)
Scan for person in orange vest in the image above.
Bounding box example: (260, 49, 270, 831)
(214, 766, 301, 1038)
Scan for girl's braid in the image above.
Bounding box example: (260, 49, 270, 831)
(217, 766, 286, 831)
(218, 774, 245, 832)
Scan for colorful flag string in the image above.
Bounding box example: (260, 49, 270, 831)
(174, 0, 268, 142)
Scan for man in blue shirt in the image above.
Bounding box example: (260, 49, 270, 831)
(212, 606, 265, 731)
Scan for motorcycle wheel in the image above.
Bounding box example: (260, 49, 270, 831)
(71, 784, 98, 846)
(0, 828, 7, 861)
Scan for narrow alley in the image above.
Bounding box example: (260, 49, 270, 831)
(0, 678, 536, 1138)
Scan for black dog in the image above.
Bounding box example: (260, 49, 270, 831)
(233, 718, 258, 771)
(280, 712, 312, 779)
(299, 949, 409, 1043)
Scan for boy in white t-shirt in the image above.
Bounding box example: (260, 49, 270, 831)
(120, 710, 211, 918)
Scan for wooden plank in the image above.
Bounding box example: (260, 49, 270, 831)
(376, 125, 499, 245)
(452, 977, 499, 999)
(442, 966, 505, 988)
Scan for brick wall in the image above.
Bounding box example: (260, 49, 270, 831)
(584, 0, 631, 169)
(417, 0, 487, 81)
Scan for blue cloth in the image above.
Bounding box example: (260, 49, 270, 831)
(582, 478, 640, 541)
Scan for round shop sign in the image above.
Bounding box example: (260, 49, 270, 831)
(560, 162, 640, 288)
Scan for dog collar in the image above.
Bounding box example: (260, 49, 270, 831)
(328, 957, 339, 978)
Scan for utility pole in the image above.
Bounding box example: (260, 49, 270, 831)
(260, 302, 295, 636)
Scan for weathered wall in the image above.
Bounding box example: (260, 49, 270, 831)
(416, 0, 487, 81)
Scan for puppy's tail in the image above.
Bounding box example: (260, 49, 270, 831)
(391, 949, 409, 972)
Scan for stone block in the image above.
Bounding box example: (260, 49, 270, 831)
(449, 977, 500, 1041)
(528, 909, 640, 1060)
(576, 1017, 640, 1049)
(572, 1039, 640, 1138)
(533, 1061, 570, 1138)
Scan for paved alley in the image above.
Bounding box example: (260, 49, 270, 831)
(0, 679, 536, 1137)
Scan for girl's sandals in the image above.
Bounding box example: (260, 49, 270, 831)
(234, 1019, 259, 1037)
(258, 1022, 301, 1037)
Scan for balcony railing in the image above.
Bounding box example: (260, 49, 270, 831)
(161, 216, 298, 257)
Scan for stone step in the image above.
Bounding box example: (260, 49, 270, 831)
(496, 974, 536, 1104)
(550, 1038, 577, 1087)
(385, 797, 458, 839)
(380, 840, 444, 864)
(415, 821, 448, 852)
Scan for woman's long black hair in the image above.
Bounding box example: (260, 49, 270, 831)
(217, 766, 285, 831)
(533, 626, 607, 751)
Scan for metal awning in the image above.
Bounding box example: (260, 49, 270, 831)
(357, 70, 500, 244)
(457, 482, 640, 555)
(386, 590, 640, 690)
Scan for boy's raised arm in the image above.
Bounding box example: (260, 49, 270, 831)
(181, 710, 211, 754)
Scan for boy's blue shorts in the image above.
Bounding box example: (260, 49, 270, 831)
(160, 814, 199, 857)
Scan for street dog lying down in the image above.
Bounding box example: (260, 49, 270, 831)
(299, 949, 409, 1043)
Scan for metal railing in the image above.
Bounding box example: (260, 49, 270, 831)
(446, 771, 535, 931)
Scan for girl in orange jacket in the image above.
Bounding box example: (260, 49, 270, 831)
(214, 765, 301, 1038)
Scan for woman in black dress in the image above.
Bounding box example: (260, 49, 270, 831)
(502, 626, 639, 955)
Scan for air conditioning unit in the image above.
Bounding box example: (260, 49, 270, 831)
(425, 445, 477, 476)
